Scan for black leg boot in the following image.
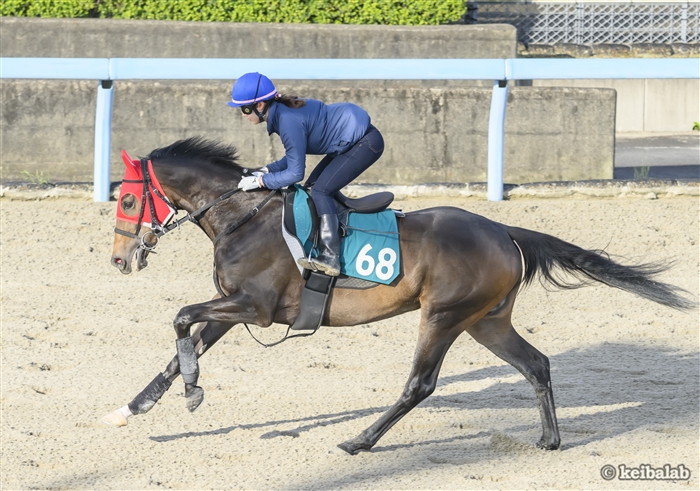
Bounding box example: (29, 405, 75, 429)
(311, 214, 341, 276)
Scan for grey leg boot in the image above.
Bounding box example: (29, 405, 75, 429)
(298, 214, 341, 276)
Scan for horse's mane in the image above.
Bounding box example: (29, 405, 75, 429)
(147, 136, 242, 170)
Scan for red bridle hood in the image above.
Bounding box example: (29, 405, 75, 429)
(116, 150, 175, 228)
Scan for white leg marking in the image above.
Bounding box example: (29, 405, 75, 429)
(101, 405, 131, 427)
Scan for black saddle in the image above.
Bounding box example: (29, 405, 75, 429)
(283, 186, 394, 240)
(335, 190, 394, 213)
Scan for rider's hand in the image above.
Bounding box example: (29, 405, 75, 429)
(238, 175, 262, 191)
(252, 166, 269, 177)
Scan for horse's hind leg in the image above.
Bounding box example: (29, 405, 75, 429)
(467, 310, 560, 450)
(102, 320, 233, 426)
(338, 313, 464, 455)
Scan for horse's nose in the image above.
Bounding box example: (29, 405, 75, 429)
(111, 256, 125, 270)
(111, 255, 133, 275)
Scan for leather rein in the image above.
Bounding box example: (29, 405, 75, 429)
(113, 159, 306, 348)
(114, 158, 276, 257)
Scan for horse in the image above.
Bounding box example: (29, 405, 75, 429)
(103, 136, 694, 455)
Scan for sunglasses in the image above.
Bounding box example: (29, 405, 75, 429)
(240, 74, 262, 116)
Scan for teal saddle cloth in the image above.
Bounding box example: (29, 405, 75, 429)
(284, 185, 401, 285)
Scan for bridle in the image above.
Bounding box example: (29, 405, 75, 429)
(114, 158, 276, 258)
(114, 158, 177, 251)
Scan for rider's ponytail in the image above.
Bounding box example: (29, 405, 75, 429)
(274, 94, 306, 109)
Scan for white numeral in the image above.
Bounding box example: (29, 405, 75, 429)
(376, 248, 397, 280)
(356, 244, 375, 276)
(354, 244, 396, 280)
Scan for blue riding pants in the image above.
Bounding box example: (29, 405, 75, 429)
(307, 124, 385, 216)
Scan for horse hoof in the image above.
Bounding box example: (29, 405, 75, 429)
(337, 437, 372, 455)
(536, 438, 560, 450)
(185, 386, 204, 412)
(101, 410, 128, 427)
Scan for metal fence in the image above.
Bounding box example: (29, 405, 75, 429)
(464, 2, 700, 45)
(4, 57, 698, 201)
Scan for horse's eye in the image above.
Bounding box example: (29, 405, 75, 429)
(120, 193, 139, 216)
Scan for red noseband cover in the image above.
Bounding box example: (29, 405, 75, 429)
(116, 150, 175, 228)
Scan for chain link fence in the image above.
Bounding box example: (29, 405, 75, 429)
(460, 2, 699, 45)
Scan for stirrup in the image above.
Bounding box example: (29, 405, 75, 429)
(297, 257, 340, 277)
(297, 257, 319, 272)
(309, 256, 340, 276)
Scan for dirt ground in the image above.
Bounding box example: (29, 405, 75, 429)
(1, 196, 698, 490)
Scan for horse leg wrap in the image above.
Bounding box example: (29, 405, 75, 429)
(127, 373, 172, 415)
(176, 337, 200, 385)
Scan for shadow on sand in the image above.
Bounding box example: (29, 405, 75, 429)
(149, 342, 697, 453)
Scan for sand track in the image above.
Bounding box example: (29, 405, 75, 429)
(1, 197, 698, 490)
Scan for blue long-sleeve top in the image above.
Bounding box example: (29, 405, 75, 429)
(261, 98, 370, 189)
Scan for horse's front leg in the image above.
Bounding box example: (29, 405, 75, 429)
(173, 292, 266, 412)
(102, 318, 233, 426)
(102, 292, 264, 426)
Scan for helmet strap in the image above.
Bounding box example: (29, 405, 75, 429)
(253, 100, 271, 123)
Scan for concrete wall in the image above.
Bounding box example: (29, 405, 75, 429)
(1, 17, 515, 59)
(1, 80, 615, 184)
(534, 79, 700, 133)
(1, 17, 615, 184)
(0, 16, 513, 90)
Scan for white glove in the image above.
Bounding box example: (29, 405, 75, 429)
(238, 175, 262, 191)
(252, 166, 269, 176)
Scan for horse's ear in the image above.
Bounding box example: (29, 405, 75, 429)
(121, 150, 142, 180)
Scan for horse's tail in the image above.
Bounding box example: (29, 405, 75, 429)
(506, 226, 696, 311)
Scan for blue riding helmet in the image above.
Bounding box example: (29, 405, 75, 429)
(228, 72, 277, 107)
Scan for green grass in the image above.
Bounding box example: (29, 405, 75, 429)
(633, 166, 651, 179)
(20, 170, 50, 185)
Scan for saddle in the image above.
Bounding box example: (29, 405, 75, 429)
(281, 185, 402, 333)
(283, 186, 395, 248)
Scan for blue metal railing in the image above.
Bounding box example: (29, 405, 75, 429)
(2, 57, 698, 201)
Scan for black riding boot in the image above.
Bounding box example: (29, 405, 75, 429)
(299, 214, 341, 276)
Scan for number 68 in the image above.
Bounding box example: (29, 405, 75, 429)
(355, 244, 397, 280)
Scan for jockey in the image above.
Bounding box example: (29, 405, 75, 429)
(229, 72, 385, 277)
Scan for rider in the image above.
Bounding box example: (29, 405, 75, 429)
(229, 72, 385, 277)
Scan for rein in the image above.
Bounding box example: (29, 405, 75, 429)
(209, 189, 319, 348)
(115, 158, 254, 249)
(115, 161, 308, 348)
(114, 160, 295, 346)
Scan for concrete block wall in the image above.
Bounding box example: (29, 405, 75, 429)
(534, 78, 700, 133)
(1, 80, 615, 184)
(1, 17, 616, 184)
(0, 17, 515, 60)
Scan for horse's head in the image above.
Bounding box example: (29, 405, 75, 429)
(111, 150, 176, 274)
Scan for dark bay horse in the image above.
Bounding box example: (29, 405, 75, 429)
(104, 137, 694, 455)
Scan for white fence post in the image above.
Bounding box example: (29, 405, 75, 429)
(94, 80, 114, 202)
(487, 79, 509, 202)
